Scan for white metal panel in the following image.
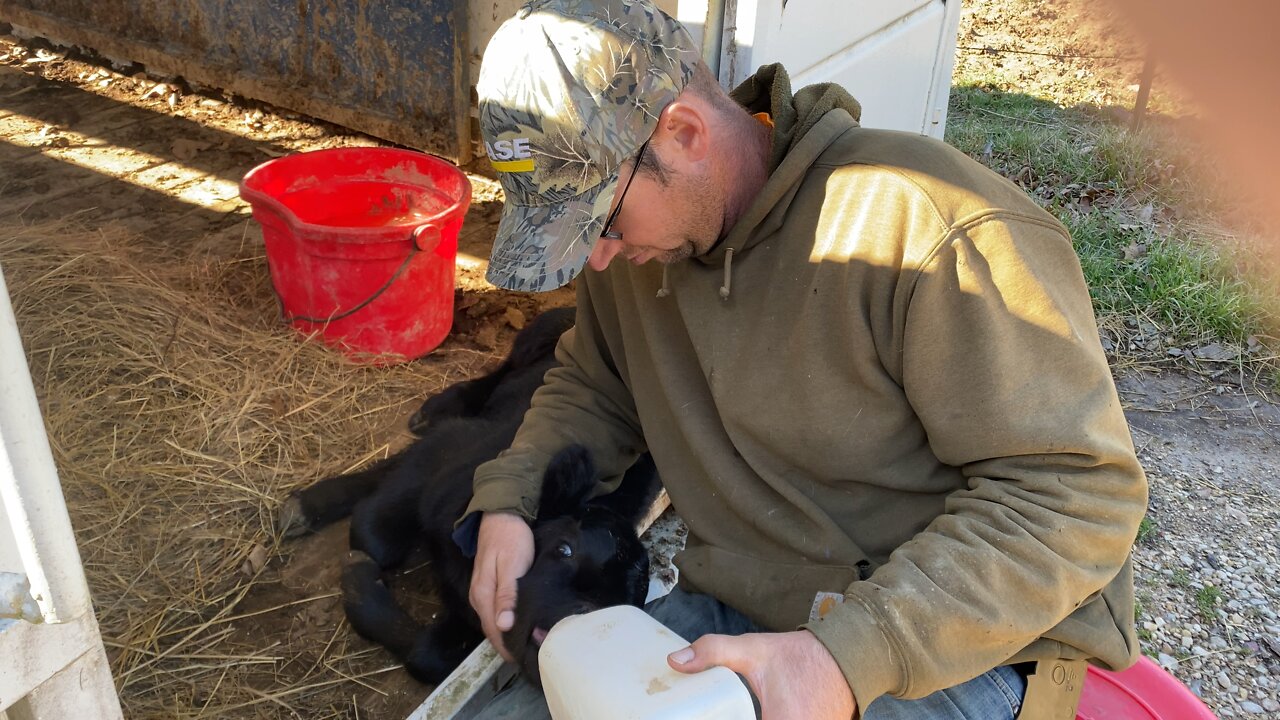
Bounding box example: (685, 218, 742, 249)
(920, 0, 964, 139)
(0, 269, 122, 716)
(3, 637, 120, 720)
(730, 0, 933, 83)
(0, 614, 102, 708)
(790, 2, 947, 135)
(722, 0, 959, 138)
(0, 276, 92, 623)
(1, 508, 21, 574)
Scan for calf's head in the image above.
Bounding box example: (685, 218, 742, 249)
(503, 445, 650, 686)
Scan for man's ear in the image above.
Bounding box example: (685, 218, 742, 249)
(653, 99, 710, 168)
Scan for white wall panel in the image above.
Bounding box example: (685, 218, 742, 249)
(723, 0, 960, 137)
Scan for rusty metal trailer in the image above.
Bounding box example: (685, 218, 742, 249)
(0, 0, 471, 161)
(0, 1, 963, 164)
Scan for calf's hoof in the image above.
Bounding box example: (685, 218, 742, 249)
(341, 550, 387, 605)
(277, 495, 312, 538)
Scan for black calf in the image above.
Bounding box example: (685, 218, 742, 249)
(279, 308, 660, 684)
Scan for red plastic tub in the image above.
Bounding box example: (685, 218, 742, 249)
(1077, 656, 1218, 720)
(240, 147, 471, 362)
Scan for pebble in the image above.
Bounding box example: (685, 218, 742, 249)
(1130, 432, 1280, 720)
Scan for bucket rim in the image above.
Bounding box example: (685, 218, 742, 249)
(238, 147, 473, 241)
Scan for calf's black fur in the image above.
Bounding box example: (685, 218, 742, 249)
(279, 308, 660, 685)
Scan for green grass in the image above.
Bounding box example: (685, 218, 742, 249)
(1196, 585, 1222, 622)
(1170, 568, 1192, 588)
(1067, 212, 1265, 341)
(946, 84, 1278, 366)
(1135, 516, 1156, 544)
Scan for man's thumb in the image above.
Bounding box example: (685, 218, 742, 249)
(667, 634, 752, 674)
(495, 581, 517, 631)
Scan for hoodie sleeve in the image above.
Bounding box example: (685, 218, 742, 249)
(461, 280, 646, 524)
(803, 213, 1147, 706)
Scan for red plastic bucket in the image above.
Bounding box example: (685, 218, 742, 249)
(239, 147, 471, 362)
(1077, 656, 1218, 720)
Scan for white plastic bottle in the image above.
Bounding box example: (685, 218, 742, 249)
(539, 604, 757, 720)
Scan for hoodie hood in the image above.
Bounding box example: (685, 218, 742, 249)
(693, 64, 863, 278)
(731, 63, 862, 174)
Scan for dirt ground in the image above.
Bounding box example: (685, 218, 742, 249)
(2, 1, 1278, 717)
(0, 32, 571, 719)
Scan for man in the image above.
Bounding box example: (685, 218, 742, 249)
(456, 1, 1147, 718)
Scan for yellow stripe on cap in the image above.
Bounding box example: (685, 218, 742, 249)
(491, 158, 535, 172)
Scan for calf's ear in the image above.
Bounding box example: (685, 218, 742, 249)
(537, 444, 596, 519)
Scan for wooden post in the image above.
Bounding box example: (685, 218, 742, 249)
(1131, 50, 1157, 133)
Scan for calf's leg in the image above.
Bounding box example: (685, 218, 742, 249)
(278, 456, 398, 537)
(341, 551, 482, 685)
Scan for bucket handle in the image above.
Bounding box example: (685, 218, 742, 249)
(280, 223, 439, 325)
(411, 222, 442, 252)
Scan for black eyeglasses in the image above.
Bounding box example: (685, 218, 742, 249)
(601, 140, 649, 240)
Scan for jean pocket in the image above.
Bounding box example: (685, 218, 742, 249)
(985, 664, 1027, 717)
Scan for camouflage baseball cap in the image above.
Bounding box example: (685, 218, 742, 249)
(477, 0, 701, 291)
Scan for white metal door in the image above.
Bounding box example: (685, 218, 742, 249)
(719, 0, 962, 138)
(0, 268, 122, 720)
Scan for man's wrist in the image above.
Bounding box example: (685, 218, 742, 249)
(798, 629, 858, 711)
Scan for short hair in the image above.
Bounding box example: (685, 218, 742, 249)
(635, 62, 744, 184)
(686, 62, 741, 116)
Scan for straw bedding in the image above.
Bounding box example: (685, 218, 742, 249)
(0, 217, 506, 718)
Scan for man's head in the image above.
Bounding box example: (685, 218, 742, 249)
(478, 0, 744, 291)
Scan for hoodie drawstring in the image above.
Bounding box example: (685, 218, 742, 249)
(719, 248, 734, 300)
(654, 249, 732, 299)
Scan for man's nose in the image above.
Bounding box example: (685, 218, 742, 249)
(588, 238, 624, 271)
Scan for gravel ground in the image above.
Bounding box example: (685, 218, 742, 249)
(641, 506, 687, 603)
(1122, 371, 1280, 717)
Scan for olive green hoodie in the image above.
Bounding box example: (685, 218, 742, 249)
(465, 64, 1147, 707)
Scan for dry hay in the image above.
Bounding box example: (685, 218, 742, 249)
(0, 217, 505, 718)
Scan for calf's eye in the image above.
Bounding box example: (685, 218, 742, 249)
(556, 543, 574, 558)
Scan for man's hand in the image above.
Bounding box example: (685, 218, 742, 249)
(668, 630, 857, 720)
(468, 512, 535, 661)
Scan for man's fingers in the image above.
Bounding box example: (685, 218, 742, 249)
(482, 608, 514, 662)
(668, 634, 757, 675)
(469, 554, 495, 621)
(494, 575, 518, 631)
(470, 513, 534, 664)
(469, 554, 514, 662)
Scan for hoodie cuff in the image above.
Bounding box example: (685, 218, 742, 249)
(801, 593, 904, 709)
(455, 473, 542, 530)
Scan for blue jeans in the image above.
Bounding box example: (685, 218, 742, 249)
(471, 587, 1026, 719)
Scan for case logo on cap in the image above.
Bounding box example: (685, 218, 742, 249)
(486, 137, 534, 172)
